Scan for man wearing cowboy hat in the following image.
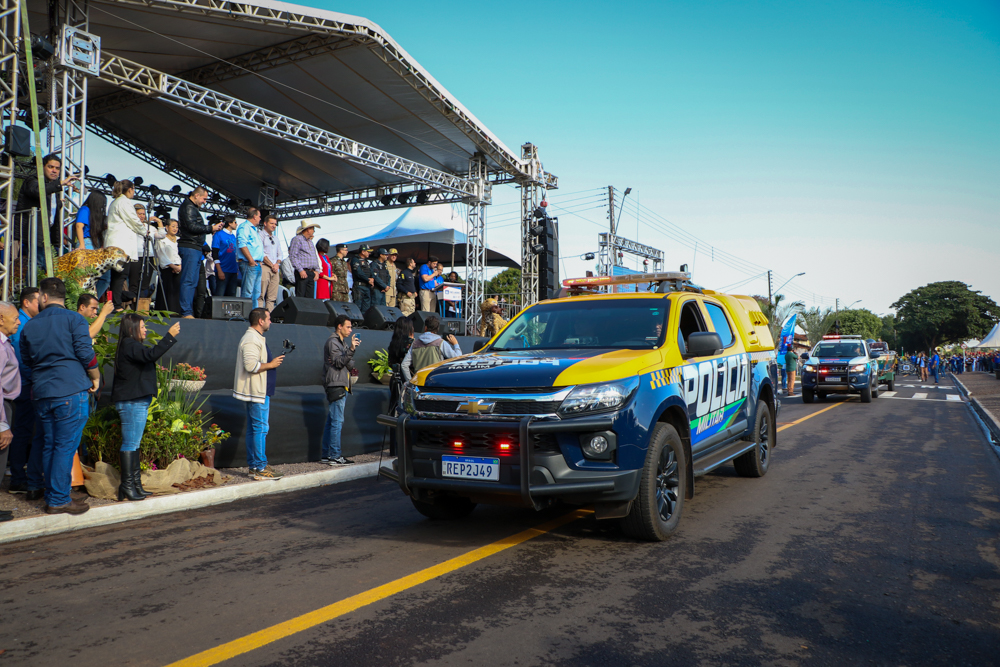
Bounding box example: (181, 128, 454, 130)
(372, 248, 391, 307)
(350, 244, 374, 312)
(289, 222, 322, 298)
(385, 248, 399, 308)
(330, 243, 350, 302)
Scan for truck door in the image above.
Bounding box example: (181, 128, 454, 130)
(700, 298, 751, 436)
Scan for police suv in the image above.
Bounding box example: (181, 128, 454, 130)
(378, 271, 780, 541)
(800, 334, 883, 404)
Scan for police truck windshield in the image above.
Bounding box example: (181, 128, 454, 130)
(814, 342, 865, 358)
(491, 300, 668, 351)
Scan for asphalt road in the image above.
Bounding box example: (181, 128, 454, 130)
(4, 375, 1000, 667)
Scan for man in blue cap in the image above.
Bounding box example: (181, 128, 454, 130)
(372, 248, 391, 307)
(350, 244, 374, 312)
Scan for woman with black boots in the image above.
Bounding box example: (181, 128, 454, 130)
(111, 314, 180, 501)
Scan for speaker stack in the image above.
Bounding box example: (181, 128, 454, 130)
(271, 297, 329, 326)
(325, 300, 365, 327)
(363, 305, 405, 331)
(409, 310, 466, 336)
(207, 296, 253, 320)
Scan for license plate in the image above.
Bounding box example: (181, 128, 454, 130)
(825, 376, 842, 382)
(441, 455, 500, 482)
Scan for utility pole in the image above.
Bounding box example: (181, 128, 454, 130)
(835, 298, 839, 335)
(767, 270, 772, 306)
(607, 184, 616, 268)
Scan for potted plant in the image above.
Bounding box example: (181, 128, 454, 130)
(367, 349, 392, 384)
(160, 362, 207, 393)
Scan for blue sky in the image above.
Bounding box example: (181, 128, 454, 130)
(90, 0, 999, 314)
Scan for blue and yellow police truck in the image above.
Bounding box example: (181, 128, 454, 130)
(378, 271, 780, 541)
(800, 334, 884, 404)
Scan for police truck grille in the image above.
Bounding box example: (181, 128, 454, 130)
(414, 400, 562, 415)
(414, 431, 559, 453)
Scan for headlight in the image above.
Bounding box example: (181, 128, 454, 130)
(850, 364, 866, 373)
(402, 383, 417, 413)
(558, 378, 639, 417)
(804, 364, 816, 372)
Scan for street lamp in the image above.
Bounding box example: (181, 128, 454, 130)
(846, 299, 861, 309)
(614, 187, 632, 233)
(773, 272, 805, 302)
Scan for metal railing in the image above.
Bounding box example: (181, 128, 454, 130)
(5, 208, 40, 295)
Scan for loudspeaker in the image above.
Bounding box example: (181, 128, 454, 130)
(208, 296, 252, 320)
(409, 310, 465, 336)
(325, 300, 364, 327)
(4, 126, 30, 157)
(364, 305, 405, 331)
(272, 297, 329, 326)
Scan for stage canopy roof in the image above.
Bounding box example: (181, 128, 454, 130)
(28, 0, 528, 203)
(341, 205, 518, 269)
(976, 323, 1000, 348)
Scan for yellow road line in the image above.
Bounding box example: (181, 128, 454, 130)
(165, 509, 593, 667)
(777, 401, 843, 432)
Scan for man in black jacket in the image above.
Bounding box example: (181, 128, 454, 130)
(371, 248, 391, 306)
(396, 257, 418, 316)
(15, 154, 80, 266)
(177, 186, 224, 318)
(350, 245, 374, 313)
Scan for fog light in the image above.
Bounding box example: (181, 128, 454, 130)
(585, 436, 608, 455)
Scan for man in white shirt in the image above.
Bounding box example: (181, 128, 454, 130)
(258, 214, 287, 311)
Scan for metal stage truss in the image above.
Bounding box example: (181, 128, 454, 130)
(0, 0, 558, 311)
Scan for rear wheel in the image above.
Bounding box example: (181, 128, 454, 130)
(734, 399, 773, 478)
(887, 377, 895, 391)
(802, 388, 815, 403)
(621, 423, 686, 542)
(411, 495, 477, 520)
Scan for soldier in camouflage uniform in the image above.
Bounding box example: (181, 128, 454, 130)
(386, 248, 399, 308)
(479, 297, 508, 338)
(350, 244, 374, 312)
(329, 243, 350, 302)
(371, 247, 391, 307)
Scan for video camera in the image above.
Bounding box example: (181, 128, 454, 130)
(281, 339, 296, 355)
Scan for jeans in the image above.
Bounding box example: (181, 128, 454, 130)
(216, 270, 239, 297)
(322, 396, 346, 459)
(178, 246, 204, 316)
(932, 367, 939, 383)
(244, 397, 270, 470)
(36, 391, 90, 507)
(116, 397, 151, 452)
(238, 261, 262, 307)
(9, 396, 44, 489)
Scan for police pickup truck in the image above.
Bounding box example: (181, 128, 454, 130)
(378, 271, 780, 541)
(800, 335, 883, 404)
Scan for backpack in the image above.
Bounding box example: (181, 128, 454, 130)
(410, 338, 444, 374)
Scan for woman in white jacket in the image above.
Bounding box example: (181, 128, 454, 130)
(105, 179, 160, 310)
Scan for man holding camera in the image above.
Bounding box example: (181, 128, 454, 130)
(321, 315, 357, 465)
(234, 308, 285, 480)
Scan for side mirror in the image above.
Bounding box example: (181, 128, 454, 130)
(869, 350, 881, 359)
(472, 339, 489, 352)
(684, 332, 724, 358)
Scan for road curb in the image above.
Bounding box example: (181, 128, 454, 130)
(951, 374, 1000, 445)
(0, 461, 385, 545)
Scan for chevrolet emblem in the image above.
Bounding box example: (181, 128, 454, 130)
(456, 399, 495, 415)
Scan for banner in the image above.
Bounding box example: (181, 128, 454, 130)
(442, 283, 462, 302)
(778, 314, 797, 356)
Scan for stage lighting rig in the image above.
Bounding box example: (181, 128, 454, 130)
(380, 194, 394, 206)
(132, 176, 143, 186)
(416, 191, 429, 205)
(171, 185, 182, 194)
(30, 35, 55, 60)
(104, 173, 117, 187)
(397, 192, 410, 205)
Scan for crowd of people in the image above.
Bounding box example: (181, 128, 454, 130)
(905, 350, 998, 384)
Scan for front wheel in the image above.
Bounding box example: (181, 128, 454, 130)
(860, 382, 872, 403)
(411, 495, 477, 520)
(620, 422, 686, 542)
(802, 388, 815, 403)
(734, 399, 773, 478)
(872, 379, 879, 398)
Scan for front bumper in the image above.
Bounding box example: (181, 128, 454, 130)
(802, 372, 871, 393)
(376, 413, 641, 509)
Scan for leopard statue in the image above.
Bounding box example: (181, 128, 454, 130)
(54, 247, 128, 294)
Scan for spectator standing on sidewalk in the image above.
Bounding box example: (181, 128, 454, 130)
(20, 277, 100, 516)
(7, 287, 42, 498)
(258, 215, 286, 310)
(930, 350, 941, 385)
(289, 222, 321, 298)
(234, 308, 285, 479)
(321, 315, 357, 466)
(785, 345, 797, 396)
(236, 208, 264, 308)
(178, 187, 225, 318)
(111, 315, 179, 502)
(0, 302, 22, 521)
(329, 244, 350, 303)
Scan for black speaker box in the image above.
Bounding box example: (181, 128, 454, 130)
(272, 297, 329, 326)
(364, 305, 405, 331)
(4, 126, 30, 158)
(409, 310, 465, 336)
(208, 296, 252, 320)
(324, 300, 365, 327)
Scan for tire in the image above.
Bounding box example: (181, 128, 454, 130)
(860, 382, 872, 403)
(734, 399, 773, 478)
(802, 388, 814, 403)
(620, 422, 686, 542)
(872, 380, 879, 398)
(411, 495, 477, 520)
(888, 377, 895, 391)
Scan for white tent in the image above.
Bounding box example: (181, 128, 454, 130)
(976, 322, 1000, 348)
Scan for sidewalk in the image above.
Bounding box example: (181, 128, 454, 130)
(0, 457, 391, 545)
(951, 371, 1000, 444)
